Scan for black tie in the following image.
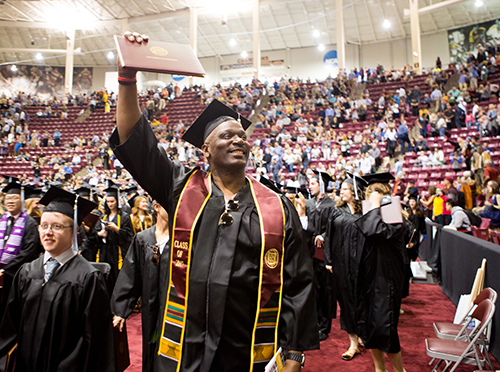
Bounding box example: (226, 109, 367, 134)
(5, 216, 14, 240)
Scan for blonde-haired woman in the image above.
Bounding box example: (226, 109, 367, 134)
(130, 196, 154, 234)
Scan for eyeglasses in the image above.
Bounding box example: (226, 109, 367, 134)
(4, 196, 21, 202)
(39, 223, 73, 232)
(152, 244, 160, 266)
(218, 199, 239, 227)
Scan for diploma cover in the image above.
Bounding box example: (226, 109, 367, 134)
(114, 323, 130, 372)
(114, 36, 206, 77)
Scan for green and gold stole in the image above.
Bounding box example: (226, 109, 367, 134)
(158, 171, 285, 372)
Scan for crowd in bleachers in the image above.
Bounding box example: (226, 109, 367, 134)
(2, 41, 500, 238)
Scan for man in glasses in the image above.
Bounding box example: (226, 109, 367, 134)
(111, 200, 170, 372)
(110, 33, 317, 372)
(0, 179, 42, 317)
(0, 186, 115, 371)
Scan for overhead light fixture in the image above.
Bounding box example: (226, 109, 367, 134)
(229, 38, 237, 46)
(107, 51, 114, 59)
(241, 50, 248, 58)
(11, 65, 17, 72)
(475, 0, 483, 6)
(413, 51, 419, 57)
(35, 53, 43, 60)
(312, 29, 320, 38)
(318, 44, 325, 51)
(383, 19, 391, 29)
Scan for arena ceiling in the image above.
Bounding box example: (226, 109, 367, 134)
(0, 0, 499, 67)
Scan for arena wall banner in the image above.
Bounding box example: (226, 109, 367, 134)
(448, 18, 500, 64)
(0, 65, 93, 98)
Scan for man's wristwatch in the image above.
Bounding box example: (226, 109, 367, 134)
(286, 352, 305, 367)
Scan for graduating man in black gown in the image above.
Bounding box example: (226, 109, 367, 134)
(301, 171, 336, 342)
(110, 32, 318, 372)
(111, 200, 170, 372)
(0, 186, 115, 372)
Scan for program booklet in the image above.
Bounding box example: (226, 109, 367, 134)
(265, 347, 285, 372)
(114, 35, 206, 77)
(362, 196, 403, 224)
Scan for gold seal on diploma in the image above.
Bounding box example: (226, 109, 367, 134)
(265, 249, 279, 269)
(150, 46, 168, 56)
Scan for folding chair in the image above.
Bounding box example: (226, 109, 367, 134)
(426, 299, 496, 372)
(433, 288, 497, 340)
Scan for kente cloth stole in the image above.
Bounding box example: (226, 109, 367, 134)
(158, 172, 285, 372)
(96, 214, 124, 269)
(0, 211, 28, 266)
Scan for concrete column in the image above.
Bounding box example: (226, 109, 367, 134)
(189, 8, 198, 85)
(409, 0, 422, 74)
(65, 28, 75, 95)
(336, 0, 345, 71)
(253, 0, 261, 80)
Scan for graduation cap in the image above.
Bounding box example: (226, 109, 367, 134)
(182, 99, 252, 149)
(104, 180, 122, 208)
(344, 172, 369, 200)
(74, 184, 93, 199)
(122, 185, 138, 196)
(127, 193, 141, 208)
(1, 175, 20, 185)
(39, 186, 98, 253)
(361, 172, 395, 186)
(285, 186, 309, 198)
(24, 185, 43, 200)
(259, 177, 282, 194)
(312, 170, 334, 194)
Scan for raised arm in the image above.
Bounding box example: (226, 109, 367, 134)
(116, 32, 147, 144)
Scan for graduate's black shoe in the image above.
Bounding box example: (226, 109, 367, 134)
(318, 331, 328, 341)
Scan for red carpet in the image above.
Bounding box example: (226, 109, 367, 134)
(125, 283, 499, 371)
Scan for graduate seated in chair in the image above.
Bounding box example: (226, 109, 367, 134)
(0, 186, 116, 372)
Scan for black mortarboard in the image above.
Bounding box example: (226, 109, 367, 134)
(104, 179, 119, 199)
(2, 175, 20, 185)
(127, 193, 141, 208)
(182, 99, 252, 149)
(313, 170, 334, 194)
(24, 185, 43, 200)
(39, 187, 97, 225)
(2, 181, 23, 195)
(259, 177, 282, 194)
(75, 185, 92, 198)
(123, 185, 138, 196)
(408, 194, 419, 202)
(285, 186, 309, 198)
(344, 172, 369, 200)
(39, 186, 98, 253)
(362, 172, 395, 186)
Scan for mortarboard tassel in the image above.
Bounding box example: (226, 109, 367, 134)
(21, 185, 25, 212)
(353, 176, 359, 200)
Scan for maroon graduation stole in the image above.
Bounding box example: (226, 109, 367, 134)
(158, 171, 285, 371)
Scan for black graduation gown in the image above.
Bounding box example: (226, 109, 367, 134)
(324, 205, 364, 334)
(408, 212, 426, 261)
(99, 212, 134, 289)
(305, 196, 337, 334)
(79, 209, 103, 262)
(0, 254, 115, 372)
(110, 116, 319, 372)
(354, 208, 406, 354)
(1, 215, 42, 316)
(111, 226, 164, 372)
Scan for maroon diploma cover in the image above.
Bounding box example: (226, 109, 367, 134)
(114, 36, 206, 77)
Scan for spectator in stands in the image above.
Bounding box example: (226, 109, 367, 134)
(430, 85, 442, 113)
(443, 199, 471, 232)
(455, 98, 466, 129)
(63, 163, 73, 181)
(477, 180, 500, 227)
(444, 177, 459, 202)
(397, 120, 409, 155)
(415, 136, 429, 152)
(369, 141, 381, 167)
(392, 172, 406, 198)
(404, 180, 418, 200)
(484, 159, 500, 186)
(421, 186, 437, 218)
(436, 113, 447, 137)
(53, 130, 61, 147)
(485, 103, 498, 136)
(432, 187, 450, 225)
(451, 150, 463, 173)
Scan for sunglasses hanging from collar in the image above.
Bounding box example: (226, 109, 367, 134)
(218, 199, 240, 226)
